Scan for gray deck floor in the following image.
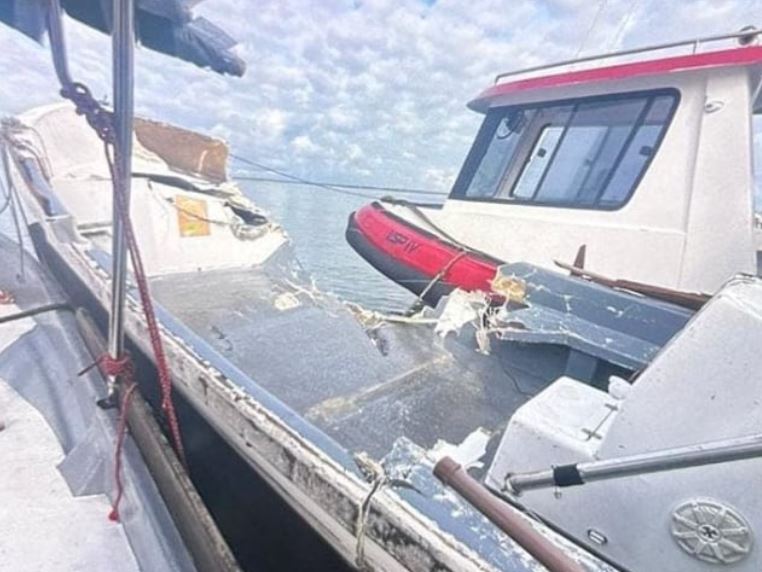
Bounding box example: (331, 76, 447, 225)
(151, 263, 570, 459)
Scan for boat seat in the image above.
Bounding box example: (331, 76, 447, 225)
(485, 376, 620, 493)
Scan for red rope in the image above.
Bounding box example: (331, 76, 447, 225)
(79, 353, 140, 521)
(108, 378, 138, 522)
(108, 148, 187, 468)
(63, 82, 186, 523)
(80, 147, 187, 522)
(99, 353, 132, 377)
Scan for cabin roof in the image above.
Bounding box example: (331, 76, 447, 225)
(469, 45, 762, 113)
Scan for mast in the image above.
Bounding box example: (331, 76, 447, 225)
(107, 0, 135, 377)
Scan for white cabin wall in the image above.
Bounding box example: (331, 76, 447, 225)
(678, 68, 757, 291)
(428, 74, 705, 288)
(11, 105, 289, 277)
(431, 201, 686, 285)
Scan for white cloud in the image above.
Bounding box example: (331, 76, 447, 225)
(423, 167, 457, 191)
(291, 134, 320, 154)
(254, 108, 289, 140)
(0, 0, 759, 192)
(346, 143, 364, 161)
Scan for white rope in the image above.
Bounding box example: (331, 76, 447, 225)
(0, 147, 28, 281)
(353, 453, 388, 570)
(345, 301, 438, 328)
(0, 149, 16, 218)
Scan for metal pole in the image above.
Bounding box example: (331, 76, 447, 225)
(76, 309, 242, 572)
(107, 0, 134, 377)
(434, 457, 585, 572)
(493, 27, 762, 84)
(506, 433, 762, 494)
(46, 0, 73, 87)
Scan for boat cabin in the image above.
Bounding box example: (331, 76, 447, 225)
(349, 30, 762, 301)
(4, 104, 287, 276)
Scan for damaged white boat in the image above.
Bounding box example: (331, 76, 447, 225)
(3, 7, 762, 572)
(6, 96, 762, 572)
(4, 103, 287, 275)
(6, 102, 615, 571)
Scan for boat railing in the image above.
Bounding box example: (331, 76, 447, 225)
(494, 27, 761, 84)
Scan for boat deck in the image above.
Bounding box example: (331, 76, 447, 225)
(150, 257, 580, 461)
(0, 236, 192, 572)
(0, 378, 139, 572)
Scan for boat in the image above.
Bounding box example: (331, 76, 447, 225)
(9, 96, 751, 572)
(478, 265, 762, 572)
(5, 99, 626, 572)
(5, 4, 762, 571)
(347, 30, 762, 305)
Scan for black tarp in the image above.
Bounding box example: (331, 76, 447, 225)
(0, 0, 245, 76)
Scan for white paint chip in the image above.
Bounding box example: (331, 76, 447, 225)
(430, 427, 492, 471)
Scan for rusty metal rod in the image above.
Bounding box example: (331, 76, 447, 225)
(554, 259, 709, 310)
(433, 457, 585, 572)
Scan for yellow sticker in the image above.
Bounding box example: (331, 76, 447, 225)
(176, 195, 210, 237)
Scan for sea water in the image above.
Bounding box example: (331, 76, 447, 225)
(241, 180, 443, 311)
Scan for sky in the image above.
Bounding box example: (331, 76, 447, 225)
(0, 0, 760, 192)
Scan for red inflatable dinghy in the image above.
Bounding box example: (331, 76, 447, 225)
(346, 201, 502, 304)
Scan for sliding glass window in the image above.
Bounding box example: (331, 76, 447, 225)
(451, 90, 678, 209)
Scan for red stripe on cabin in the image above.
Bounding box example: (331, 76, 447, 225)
(470, 46, 762, 111)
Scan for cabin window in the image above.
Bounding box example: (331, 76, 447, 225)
(453, 90, 678, 209)
(463, 110, 536, 198)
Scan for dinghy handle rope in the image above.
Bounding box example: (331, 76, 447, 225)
(406, 249, 469, 315)
(382, 197, 467, 248)
(61, 82, 187, 519)
(382, 198, 496, 314)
